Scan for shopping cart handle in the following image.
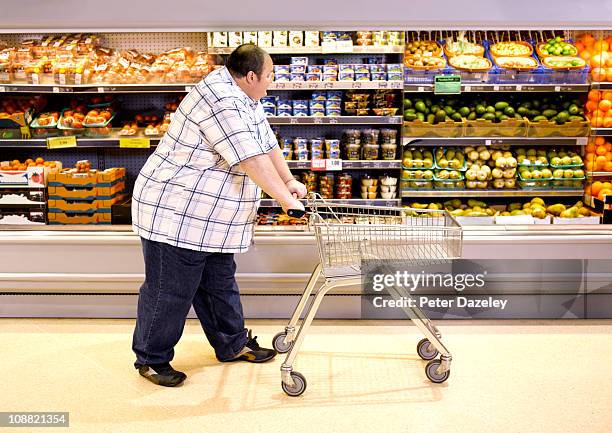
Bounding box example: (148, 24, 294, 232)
(287, 209, 306, 218)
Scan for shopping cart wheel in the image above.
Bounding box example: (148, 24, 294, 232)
(417, 338, 439, 361)
(273, 332, 293, 354)
(425, 359, 450, 384)
(282, 371, 307, 397)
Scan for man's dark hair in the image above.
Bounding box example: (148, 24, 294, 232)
(226, 44, 269, 79)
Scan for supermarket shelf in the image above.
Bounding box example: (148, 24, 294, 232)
(591, 128, 612, 136)
(404, 83, 590, 93)
(587, 172, 612, 178)
(269, 81, 403, 90)
(401, 189, 584, 198)
(259, 198, 401, 207)
(268, 116, 402, 125)
(591, 82, 612, 90)
(0, 83, 195, 94)
(287, 160, 401, 169)
(208, 46, 404, 55)
(0, 138, 160, 148)
(402, 136, 589, 146)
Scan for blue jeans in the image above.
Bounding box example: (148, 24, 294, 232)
(132, 238, 248, 367)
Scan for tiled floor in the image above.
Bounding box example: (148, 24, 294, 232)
(1, 319, 611, 433)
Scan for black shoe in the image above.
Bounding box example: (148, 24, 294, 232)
(222, 330, 277, 363)
(137, 363, 187, 387)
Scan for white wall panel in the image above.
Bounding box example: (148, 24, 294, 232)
(0, 0, 610, 32)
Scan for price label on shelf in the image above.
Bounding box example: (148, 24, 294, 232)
(515, 85, 523, 91)
(313, 117, 323, 124)
(329, 118, 339, 124)
(326, 159, 342, 171)
(311, 159, 326, 171)
(97, 87, 105, 93)
(120, 137, 151, 149)
(351, 82, 362, 89)
(576, 137, 588, 146)
(0, 86, 5, 92)
(47, 136, 77, 149)
(292, 82, 304, 89)
(184, 86, 193, 92)
(52, 86, 60, 93)
(308, 82, 320, 89)
(434, 75, 461, 95)
(290, 118, 299, 124)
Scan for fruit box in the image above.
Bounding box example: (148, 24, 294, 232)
(48, 211, 112, 225)
(494, 215, 535, 225)
(527, 119, 589, 137)
(553, 216, 600, 225)
(48, 168, 126, 188)
(48, 181, 125, 200)
(533, 215, 552, 224)
(0, 208, 46, 225)
(403, 119, 464, 138)
(48, 194, 123, 214)
(0, 163, 62, 187)
(0, 188, 45, 206)
(455, 216, 495, 226)
(464, 118, 527, 137)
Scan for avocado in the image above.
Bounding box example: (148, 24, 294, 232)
(430, 105, 440, 114)
(476, 105, 486, 115)
(451, 112, 463, 122)
(483, 113, 496, 121)
(486, 106, 496, 114)
(444, 106, 455, 115)
(495, 101, 509, 110)
(557, 111, 570, 122)
(435, 110, 447, 123)
(568, 104, 579, 115)
(504, 106, 515, 116)
(528, 110, 541, 118)
(416, 112, 425, 122)
(543, 109, 558, 119)
(415, 101, 427, 113)
(467, 112, 477, 120)
(403, 99, 413, 109)
(533, 115, 548, 122)
(517, 106, 529, 116)
(404, 112, 417, 121)
(427, 113, 436, 124)
(459, 107, 470, 117)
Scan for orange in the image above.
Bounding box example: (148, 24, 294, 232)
(600, 188, 612, 200)
(606, 142, 612, 152)
(604, 182, 612, 190)
(575, 41, 585, 52)
(581, 50, 592, 62)
(586, 100, 599, 113)
(599, 100, 612, 112)
(607, 68, 612, 82)
(35, 157, 44, 164)
(582, 34, 596, 47)
(588, 89, 602, 101)
(586, 143, 597, 153)
(604, 117, 612, 128)
(591, 53, 607, 68)
(594, 40, 610, 53)
(592, 67, 607, 82)
(598, 145, 609, 155)
(606, 161, 612, 172)
(586, 161, 595, 172)
(603, 91, 612, 101)
(591, 116, 605, 127)
(595, 136, 606, 146)
(592, 181, 604, 196)
(606, 152, 612, 161)
(596, 155, 607, 169)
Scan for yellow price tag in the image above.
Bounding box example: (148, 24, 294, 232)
(47, 136, 77, 149)
(120, 137, 150, 149)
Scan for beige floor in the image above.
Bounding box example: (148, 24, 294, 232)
(1, 319, 611, 433)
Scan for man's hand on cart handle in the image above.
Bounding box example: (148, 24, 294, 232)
(285, 179, 308, 199)
(281, 195, 305, 218)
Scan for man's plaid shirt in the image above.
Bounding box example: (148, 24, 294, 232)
(132, 67, 278, 252)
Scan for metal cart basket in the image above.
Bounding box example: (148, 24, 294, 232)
(274, 193, 463, 396)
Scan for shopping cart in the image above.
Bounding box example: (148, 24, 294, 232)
(274, 193, 463, 396)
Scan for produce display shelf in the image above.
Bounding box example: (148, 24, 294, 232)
(287, 160, 401, 169)
(590, 82, 612, 90)
(402, 137, 589, 146)
(0, 138, 161, 148)
(268, 81, 403, 90)
(208, 46, 404, 55)
(404, 83, 590, 93)
(591, 128, 612, 136)
(0, 83, 195, 94)
(267, 116, 403, 125)
(259, 198, 401, 207)
(401, 189, 584, 198)
(587, 172, 612, 178)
